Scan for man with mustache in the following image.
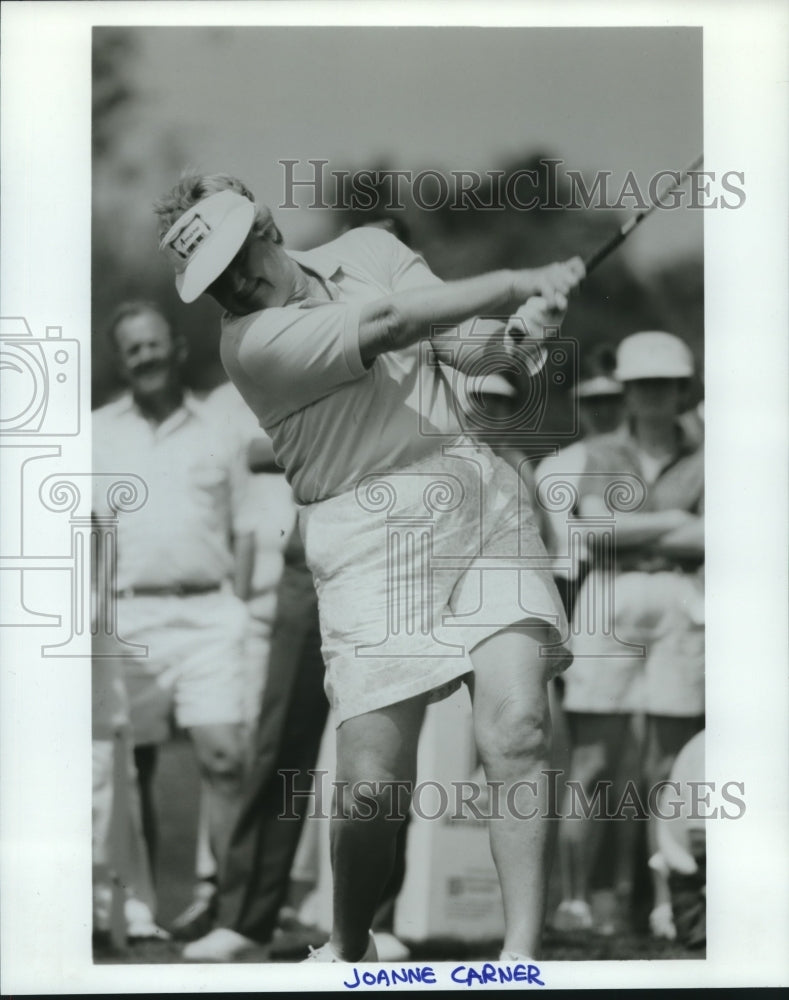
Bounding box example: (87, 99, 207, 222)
(92, 301, 255, 928)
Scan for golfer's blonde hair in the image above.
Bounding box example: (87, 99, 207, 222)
(154, 172, 281, 244)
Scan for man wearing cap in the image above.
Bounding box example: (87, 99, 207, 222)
(551, 331, 704, 939)
(575, 373, 626, 439)
(155, 173, 585, 963)
(92, 300, 255, 923)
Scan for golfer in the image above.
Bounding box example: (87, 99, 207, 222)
(156, 173, 584, 962)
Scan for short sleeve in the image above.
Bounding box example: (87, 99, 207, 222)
(388, 236, 444, 293)
(352, 226, 445, 294)
(228, 299, 367, 422)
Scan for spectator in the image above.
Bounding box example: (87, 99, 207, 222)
(576, 343, 626, 440)
(536, 371, 625, 620)
(534, 367, 628, 930)
(550, 331, 704, 938)
(205, 380, 298, 736)
(169, 380, 296, 940)
(650, 729, 706, 949)
(92, 300, 254, 930)
(92, 633, 167, 944)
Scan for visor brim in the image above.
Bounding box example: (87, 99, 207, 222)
(176, 200, 256, 303)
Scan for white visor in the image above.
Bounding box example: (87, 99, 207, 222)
(159, 189, 256, 303)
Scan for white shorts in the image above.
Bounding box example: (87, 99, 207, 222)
(563, 569, 705, 716)
(299, 437, 572, 725)
(115, 590, 251, 744)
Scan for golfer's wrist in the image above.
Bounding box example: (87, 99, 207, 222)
(504, 269, 523, 308)
(509, 268, 542, 305)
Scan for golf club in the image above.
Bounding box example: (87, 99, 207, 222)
(583, 153, 704, 276)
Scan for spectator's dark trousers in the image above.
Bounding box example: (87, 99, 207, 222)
(216, 527, 329, 943)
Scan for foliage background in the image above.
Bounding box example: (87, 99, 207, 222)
(92, 26, 703, 447)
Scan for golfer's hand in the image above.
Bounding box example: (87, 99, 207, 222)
(513, 257, 585, 312)
(504, 295, 564, 375)
(506, 296, 566, 344)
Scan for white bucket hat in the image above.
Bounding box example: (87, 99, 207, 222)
(159, 190, 256, 303)
(615, 331, 695, 381)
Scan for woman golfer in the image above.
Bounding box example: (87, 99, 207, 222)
(156, 173, 584, 962)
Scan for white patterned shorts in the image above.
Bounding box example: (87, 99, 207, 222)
(299, 437, 572, 725)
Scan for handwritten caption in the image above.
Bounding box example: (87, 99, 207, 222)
(342, 962, 545, 989)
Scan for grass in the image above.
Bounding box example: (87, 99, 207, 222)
(94, 927, 702, 965)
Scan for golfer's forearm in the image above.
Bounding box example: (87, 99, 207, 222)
(358, 270, 518, 364)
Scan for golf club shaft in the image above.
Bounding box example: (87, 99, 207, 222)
(583, 154, 704, 275)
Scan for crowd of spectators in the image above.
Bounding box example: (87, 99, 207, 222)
(91, 222, 705, 959)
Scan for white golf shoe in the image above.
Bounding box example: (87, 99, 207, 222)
(303, 931, 378, 962)
(182, 927, 259, 962)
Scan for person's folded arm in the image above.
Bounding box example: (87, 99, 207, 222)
(578, 495, 696, 549)
(655, 514, 705, 559)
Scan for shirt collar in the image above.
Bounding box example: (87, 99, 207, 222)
(286, 246, 343, 283)
(222, 243, 345, 322)
(181, 389, 203, 417)
(119, 389, 200, 427)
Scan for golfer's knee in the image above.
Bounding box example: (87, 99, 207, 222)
(337, 782, 411, 826)
(336, 754, 414, 822)
(476, 697, 550, 767)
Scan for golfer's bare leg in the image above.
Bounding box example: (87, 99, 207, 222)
(469, 625, 555, 959)
(330, 693, 430, 960)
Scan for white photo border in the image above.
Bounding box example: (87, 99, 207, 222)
(1, 0, 787, 992)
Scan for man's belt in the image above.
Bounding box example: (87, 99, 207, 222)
(114, 583, 222, 598)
